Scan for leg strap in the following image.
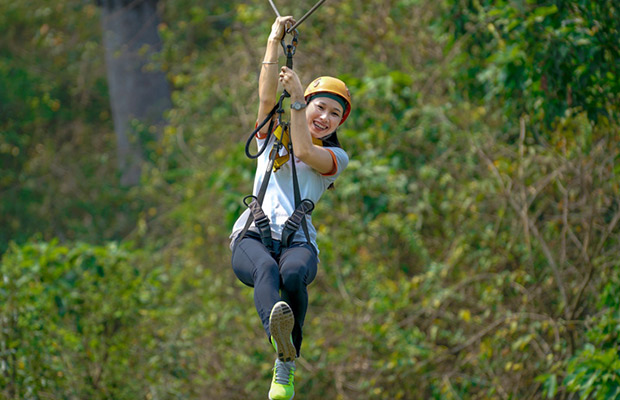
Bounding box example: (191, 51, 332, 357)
(243, 195, 274, 251)
(281, 199, 314, 248)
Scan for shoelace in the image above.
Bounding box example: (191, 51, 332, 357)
(274, 359, 295, 385)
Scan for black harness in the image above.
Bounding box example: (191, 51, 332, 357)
(238, 110, 316, 254)
(237, 30, 316, 255)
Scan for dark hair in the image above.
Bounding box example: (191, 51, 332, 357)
(321, 131, 342, 148)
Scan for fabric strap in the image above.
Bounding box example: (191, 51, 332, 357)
(236, 122, 320, 255)
(272, 125, 323, 171)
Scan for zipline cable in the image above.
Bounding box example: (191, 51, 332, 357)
(287, 0, 327, 32)
(267, 0, 328, 33)
(268, 0, 281, 17)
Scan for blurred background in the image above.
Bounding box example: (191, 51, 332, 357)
(1, 0, 619, 398)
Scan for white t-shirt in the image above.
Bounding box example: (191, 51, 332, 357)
(230, 133, 349, 254)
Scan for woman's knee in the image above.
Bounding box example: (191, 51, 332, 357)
(279, 245, 317, 291)
(280, 263, 307, 292)
(255, 259, 280, 283)
(232, 238, 278, 285)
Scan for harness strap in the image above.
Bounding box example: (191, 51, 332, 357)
(281, 199, 314, 248)
(273, 125, 323, 171)
(244, 195, 274, 250)
(287, 141, 315, 252)
(238, 126, 322, 253)
(237, 132, 283, 249)
(272, 125, 291, 172)
(237, 137, 318, 252)
(237, 19, 324, 253)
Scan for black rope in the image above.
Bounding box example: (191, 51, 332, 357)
(244, 90, 290, 159)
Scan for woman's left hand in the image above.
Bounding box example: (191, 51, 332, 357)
(279, 67, 304, 101)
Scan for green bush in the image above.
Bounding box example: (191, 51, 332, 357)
(0, 240, 160, 398)
(563, 278, 620, 400)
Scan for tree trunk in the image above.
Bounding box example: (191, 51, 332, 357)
(98, 0, 171, 186)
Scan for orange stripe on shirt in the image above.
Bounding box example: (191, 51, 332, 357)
(255, 121, 269, 139)
(322, 148, 339, 176)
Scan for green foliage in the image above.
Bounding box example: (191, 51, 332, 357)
(443, 0, 620, 130)
(0, 240, 154, 398)
(561, 276, 620, 400)
(0, 0, 141, 253)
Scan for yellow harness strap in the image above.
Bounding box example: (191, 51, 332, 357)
(272, 125, 323, 171)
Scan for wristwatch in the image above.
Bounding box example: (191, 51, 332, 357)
(290, 101, 307, 111)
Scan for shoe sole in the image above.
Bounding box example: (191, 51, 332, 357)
(269, 394, 294, 400)
(269, 301, 296, 362)
(269, 393, 294, 400)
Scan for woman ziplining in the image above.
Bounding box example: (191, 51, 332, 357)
(228, 6, 352, 400)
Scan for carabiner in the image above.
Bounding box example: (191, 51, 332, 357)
(281, 28, 298, 69)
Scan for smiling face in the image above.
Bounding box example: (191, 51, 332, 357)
(305, 97, 344, 139)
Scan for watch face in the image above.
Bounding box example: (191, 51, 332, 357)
(292, 102, 306, 110)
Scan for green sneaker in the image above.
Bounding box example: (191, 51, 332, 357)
(269, 301, 296, 362)
(269, 359, 295, 400)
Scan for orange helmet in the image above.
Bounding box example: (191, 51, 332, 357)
(304, 76, 352, 125)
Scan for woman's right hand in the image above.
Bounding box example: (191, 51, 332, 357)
(269, 16, 296, 41)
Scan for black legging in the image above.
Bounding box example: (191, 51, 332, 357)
(231, 232, 318, 356)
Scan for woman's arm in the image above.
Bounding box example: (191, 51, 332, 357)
(279, 67, 336, 174)
(256, 17, 295, 134)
